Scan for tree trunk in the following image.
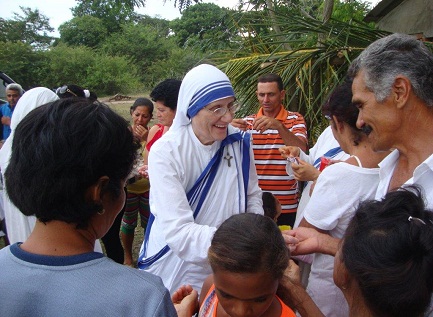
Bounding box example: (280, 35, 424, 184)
(318, 0, 334, 46)
(265, 0, 292, 50)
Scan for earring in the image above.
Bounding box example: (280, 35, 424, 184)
(97, 208, 105, 215)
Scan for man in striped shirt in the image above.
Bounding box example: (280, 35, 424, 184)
(232, 73, 308, 227)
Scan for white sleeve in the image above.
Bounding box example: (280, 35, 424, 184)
(246, 140, 264, 215)
(303, 164, 350, 231)
(148, 147, 216, 266)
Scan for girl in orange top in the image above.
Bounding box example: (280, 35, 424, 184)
(199, 213, 296, 317)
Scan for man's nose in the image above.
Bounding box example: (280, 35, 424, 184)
(356, 112, 365, 129)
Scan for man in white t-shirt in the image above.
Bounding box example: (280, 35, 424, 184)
(286, 33, 433, 264)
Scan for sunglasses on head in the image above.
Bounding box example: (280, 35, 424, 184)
(57, 85, 78, 97)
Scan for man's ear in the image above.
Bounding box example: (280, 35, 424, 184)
(280, 89, 286, 101)
(393, 76, 411, 109)
(85, 176, 110, 203)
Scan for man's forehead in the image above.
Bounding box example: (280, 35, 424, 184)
(6, 89, 20, 95)
(257, 81, 280, 91)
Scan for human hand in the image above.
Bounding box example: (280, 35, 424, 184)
(253, 116, 281, 133)
(292, 159, 320, 182)
(133, 125, 149, 142)
(138, 165, 149, 179)
(279, 145, 300, 159)
(172, 285, 199, 317)
(1, 116, 11, 126)
(231, 118, 250, 131)
(282, 227, 322, 256)
(281, 231, 299, 254)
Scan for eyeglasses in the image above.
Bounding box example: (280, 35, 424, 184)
(205, 102, 239, 117)
(57, 85, 78, 97)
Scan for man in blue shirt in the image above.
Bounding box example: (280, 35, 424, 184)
(1, 84, 23, 140)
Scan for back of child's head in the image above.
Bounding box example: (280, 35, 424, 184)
(208, 213, 289, 280)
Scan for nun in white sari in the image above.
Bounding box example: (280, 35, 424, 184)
(0, 88, 59, 244)
(138, 64, 263, 294)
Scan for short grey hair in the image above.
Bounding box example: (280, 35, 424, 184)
(348, 33, 433, 106)
(6, 83, 24, 96)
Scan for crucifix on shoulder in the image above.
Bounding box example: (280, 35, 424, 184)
(224, 150, 233, 167)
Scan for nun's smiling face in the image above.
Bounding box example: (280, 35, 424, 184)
(192, 96, 236, 145)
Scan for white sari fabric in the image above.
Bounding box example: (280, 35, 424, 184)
(0, 88, 59, 244)
(138, 64, 263, 293)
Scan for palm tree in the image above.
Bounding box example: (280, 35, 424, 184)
(217, 11, 389, 143)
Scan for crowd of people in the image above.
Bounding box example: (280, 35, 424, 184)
(1, 33, 433, 317)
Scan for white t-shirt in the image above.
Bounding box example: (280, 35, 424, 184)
(304, 161, 380, 317)
(294, 126, 349, 228)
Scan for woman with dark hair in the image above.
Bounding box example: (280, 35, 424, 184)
(138, 79, 181, 179)
(199, 213, 296, 317)
(281, 186, 433, 317)
(0, 98, 197, 317)
(282, 79, 389, 316)
(120, 97, 153, 266)
(335, 186, 433, 317)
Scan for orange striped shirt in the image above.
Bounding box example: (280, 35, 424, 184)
(246, 107, 307, 214)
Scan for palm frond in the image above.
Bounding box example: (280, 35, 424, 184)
(217, 12, 389, 144)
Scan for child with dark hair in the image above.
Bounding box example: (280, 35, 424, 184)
(199, 213, 296, 317)
(0, 98, 197, 317)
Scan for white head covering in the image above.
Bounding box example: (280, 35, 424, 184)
(171, 64, 235, 130)
(0, 87, 59, 174)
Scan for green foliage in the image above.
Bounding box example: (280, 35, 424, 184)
(0, 41, 45, 89)
(219, 11, 388, 144)
(144, 46, 203, 89)
(0, 7, 54, 50)
(71, 0, 138, 33)
(40, 44, 141, 95)
(100, 22, 179, 84)
(170, 3, 240, 52)
(58, 16, 108, 48)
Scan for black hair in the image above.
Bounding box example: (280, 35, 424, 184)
(5, 98, 138, 229)
(130, 97, 154, 115)
(322, 79, 363, 145)
(150, 79, 181, 111)
(208, 213, 288, 280)
(56, 84, 98, 101)
(257, 73, 284, 91)
(342, 186, 433, 317)
(262, 191, 278, 220)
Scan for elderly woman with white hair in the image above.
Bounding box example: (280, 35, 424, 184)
(138, 64, 263, 294)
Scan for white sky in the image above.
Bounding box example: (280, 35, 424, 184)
(0, 0, 240, 34)
(0, 0, 381, 36)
